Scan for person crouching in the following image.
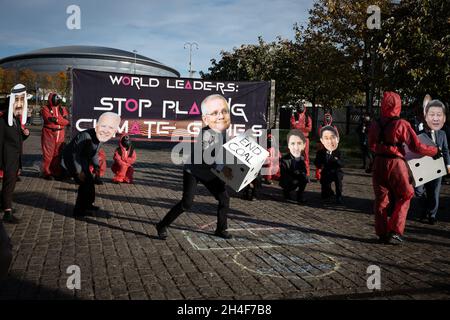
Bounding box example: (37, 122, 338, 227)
(279, 129, 309, 204)
(112, 135, 136, 184)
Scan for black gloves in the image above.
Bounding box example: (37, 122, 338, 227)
(433, 148, 443, 160)
(48, 117, 57, 124)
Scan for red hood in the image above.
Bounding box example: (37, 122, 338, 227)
(381, 91, 402, 118)
(323, 113, 332, 125)
(48, 93, 56, 108)
(119, 135, 131, 148)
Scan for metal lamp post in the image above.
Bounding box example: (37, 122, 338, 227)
(184, 42, 198, 78)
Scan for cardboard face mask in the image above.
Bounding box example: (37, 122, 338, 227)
(424, 99, 446, 131)
(8, 84, 28, 126)
(320, 126, 339, 152)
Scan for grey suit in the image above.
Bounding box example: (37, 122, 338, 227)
(415, 129, 450, 218)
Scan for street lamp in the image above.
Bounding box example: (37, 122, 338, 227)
(184, 42, 198, 78)
(133, 49, 137, 75)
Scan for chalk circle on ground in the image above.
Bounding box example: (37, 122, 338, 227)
(232, 247, 340, 280)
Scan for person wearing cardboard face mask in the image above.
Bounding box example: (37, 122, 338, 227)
(369, 92, 440, 244)
(156, 94, 233, 240)
(0, 84, 30, 223)
(41, 93, 70, 180)
(290, 100, 312, 178)
(61, 112, 121, 217)
(414, 99, 450, 225)
(280, 129, 309, 204)
(314, 126, 344, 204)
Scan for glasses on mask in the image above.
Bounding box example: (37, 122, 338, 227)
(206, 109, 230, 117)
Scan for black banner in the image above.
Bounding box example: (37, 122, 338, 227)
(72, 69, 270, 141)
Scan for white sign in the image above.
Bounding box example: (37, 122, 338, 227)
(405, 133, 446, 187)
(212, 133, 269, 192)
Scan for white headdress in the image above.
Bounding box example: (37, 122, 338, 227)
(8, 83, 28, 126)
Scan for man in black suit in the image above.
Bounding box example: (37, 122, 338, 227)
(279, 129, 308, 203)
(314, 126, 344, 204)
(61, 112, 121, 217)
(0, 84, 30, 223)
(415, 100, 450, 224)
(155, 94, 233, 240)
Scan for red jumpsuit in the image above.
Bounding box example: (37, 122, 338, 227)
(316, 113, 339, 180)
(291, 110, 312, 176)
(368, 92, 438, 238)
(111, 137, 136, 183)
(41, 93, 69, 178)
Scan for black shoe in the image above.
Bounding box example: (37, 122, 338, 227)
(43, 175, 54, 180)
(283, 191, 292, 201)
(336, 196, 344, 205)
(297, 194, 306, 204)
(94, 177, 103, 185)
(418, 213, 427, 222)
(155, 223, 168, 240)
(16, 176, 21, 182)
(3, 211, 19, 224)
(428, 217, 437, 225)
(214, 230, 233, 239)
(86, 205, 100, 211)
(378, 235, 389, 244)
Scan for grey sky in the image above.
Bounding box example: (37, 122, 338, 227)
(0, 0, 312, 77)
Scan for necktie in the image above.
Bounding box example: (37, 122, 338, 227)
(431, 130, 436, 144)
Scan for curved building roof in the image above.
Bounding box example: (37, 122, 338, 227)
(0, 45, 180, 77)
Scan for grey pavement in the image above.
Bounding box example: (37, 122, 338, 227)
(1, 126, 450, 300)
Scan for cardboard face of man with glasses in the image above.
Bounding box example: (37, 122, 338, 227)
(201, 95, 231, 133)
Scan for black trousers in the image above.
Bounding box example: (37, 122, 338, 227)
(281, 176, 307, 196)
(0, 221, 13, 280)
(160, 170, 229, 232)
(73, 173, 95, 211)
(1, 153, 20, 210)
(321, 171, 343, 198)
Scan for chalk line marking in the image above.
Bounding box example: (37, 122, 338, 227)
(232, 248, 340, 280)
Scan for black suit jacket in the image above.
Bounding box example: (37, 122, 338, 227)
(183, 126, 227, 182)
(0, 114, 29, 170)
(279, 153, 307, 189)
(314, 149, 343, 175)
(61, 128, 101, 177)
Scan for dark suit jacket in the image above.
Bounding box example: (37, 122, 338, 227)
(184, 126, 227, 182)
(279, 153, 307, 189)
(0, 114, 29, 171)
(420, 129, 450, 167)
(61, 128, 101, 177)
(314, 149, 343, 176)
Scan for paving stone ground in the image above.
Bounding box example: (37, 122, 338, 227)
(1, 127, 450, 300)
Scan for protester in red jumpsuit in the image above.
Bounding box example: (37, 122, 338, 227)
(41, 93, 69, 180)
(290, 101, 312, 177)
(111, 135, 136, 184)
(368, 91, 441, 244)
(262, 133, 281, 184)
(315, 112, 339, 181)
